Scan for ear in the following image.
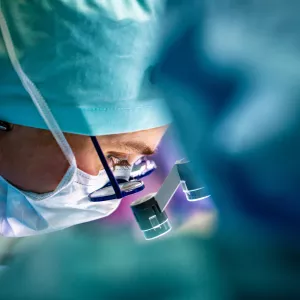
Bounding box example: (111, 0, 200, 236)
(0, 121, 14, 132)
(0, 121, 14, 167)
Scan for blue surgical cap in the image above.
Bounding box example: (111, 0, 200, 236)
(0, 0, 171, 135)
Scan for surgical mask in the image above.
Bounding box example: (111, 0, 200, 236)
(0, 9, 132, 237)
(0, 167, 132, 237)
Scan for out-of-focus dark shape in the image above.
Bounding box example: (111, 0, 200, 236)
(0, 227, 221, 300)
(153, 0, 300, 233)
(0, 225, 299, 299)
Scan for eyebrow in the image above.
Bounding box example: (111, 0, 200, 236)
(121, 141, 157, 156)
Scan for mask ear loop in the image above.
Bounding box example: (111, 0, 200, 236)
(90, 136, 123, 199)
(0, 6, 76, 170)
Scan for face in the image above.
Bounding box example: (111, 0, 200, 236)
(0, 125, 168, 193)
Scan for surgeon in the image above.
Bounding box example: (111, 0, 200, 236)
(1, 1, 300, 300)
(0, 0, 170, 237)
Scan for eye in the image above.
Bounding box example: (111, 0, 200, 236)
(107, 155, 130, 169)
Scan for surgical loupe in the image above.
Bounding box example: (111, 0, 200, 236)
(131, 159, 210, 240)
(89, 143, 157, 202)
(88, 137, 210, 240)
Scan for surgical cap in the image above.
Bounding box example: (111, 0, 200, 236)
(0, 0, 171, 135)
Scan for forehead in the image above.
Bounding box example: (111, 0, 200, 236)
(98, 126, 168, 155)
(101, 125, 168, 141)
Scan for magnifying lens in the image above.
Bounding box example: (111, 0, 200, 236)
(131, 193, 172, 240)
(131, 159, 210, 240)
(177, 161, 210, 202)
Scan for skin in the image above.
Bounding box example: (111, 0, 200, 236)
(0, 124, 167, 193)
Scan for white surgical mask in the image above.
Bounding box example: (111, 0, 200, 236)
(0, 168, 130, 237)
(0, 8, 127, 237)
